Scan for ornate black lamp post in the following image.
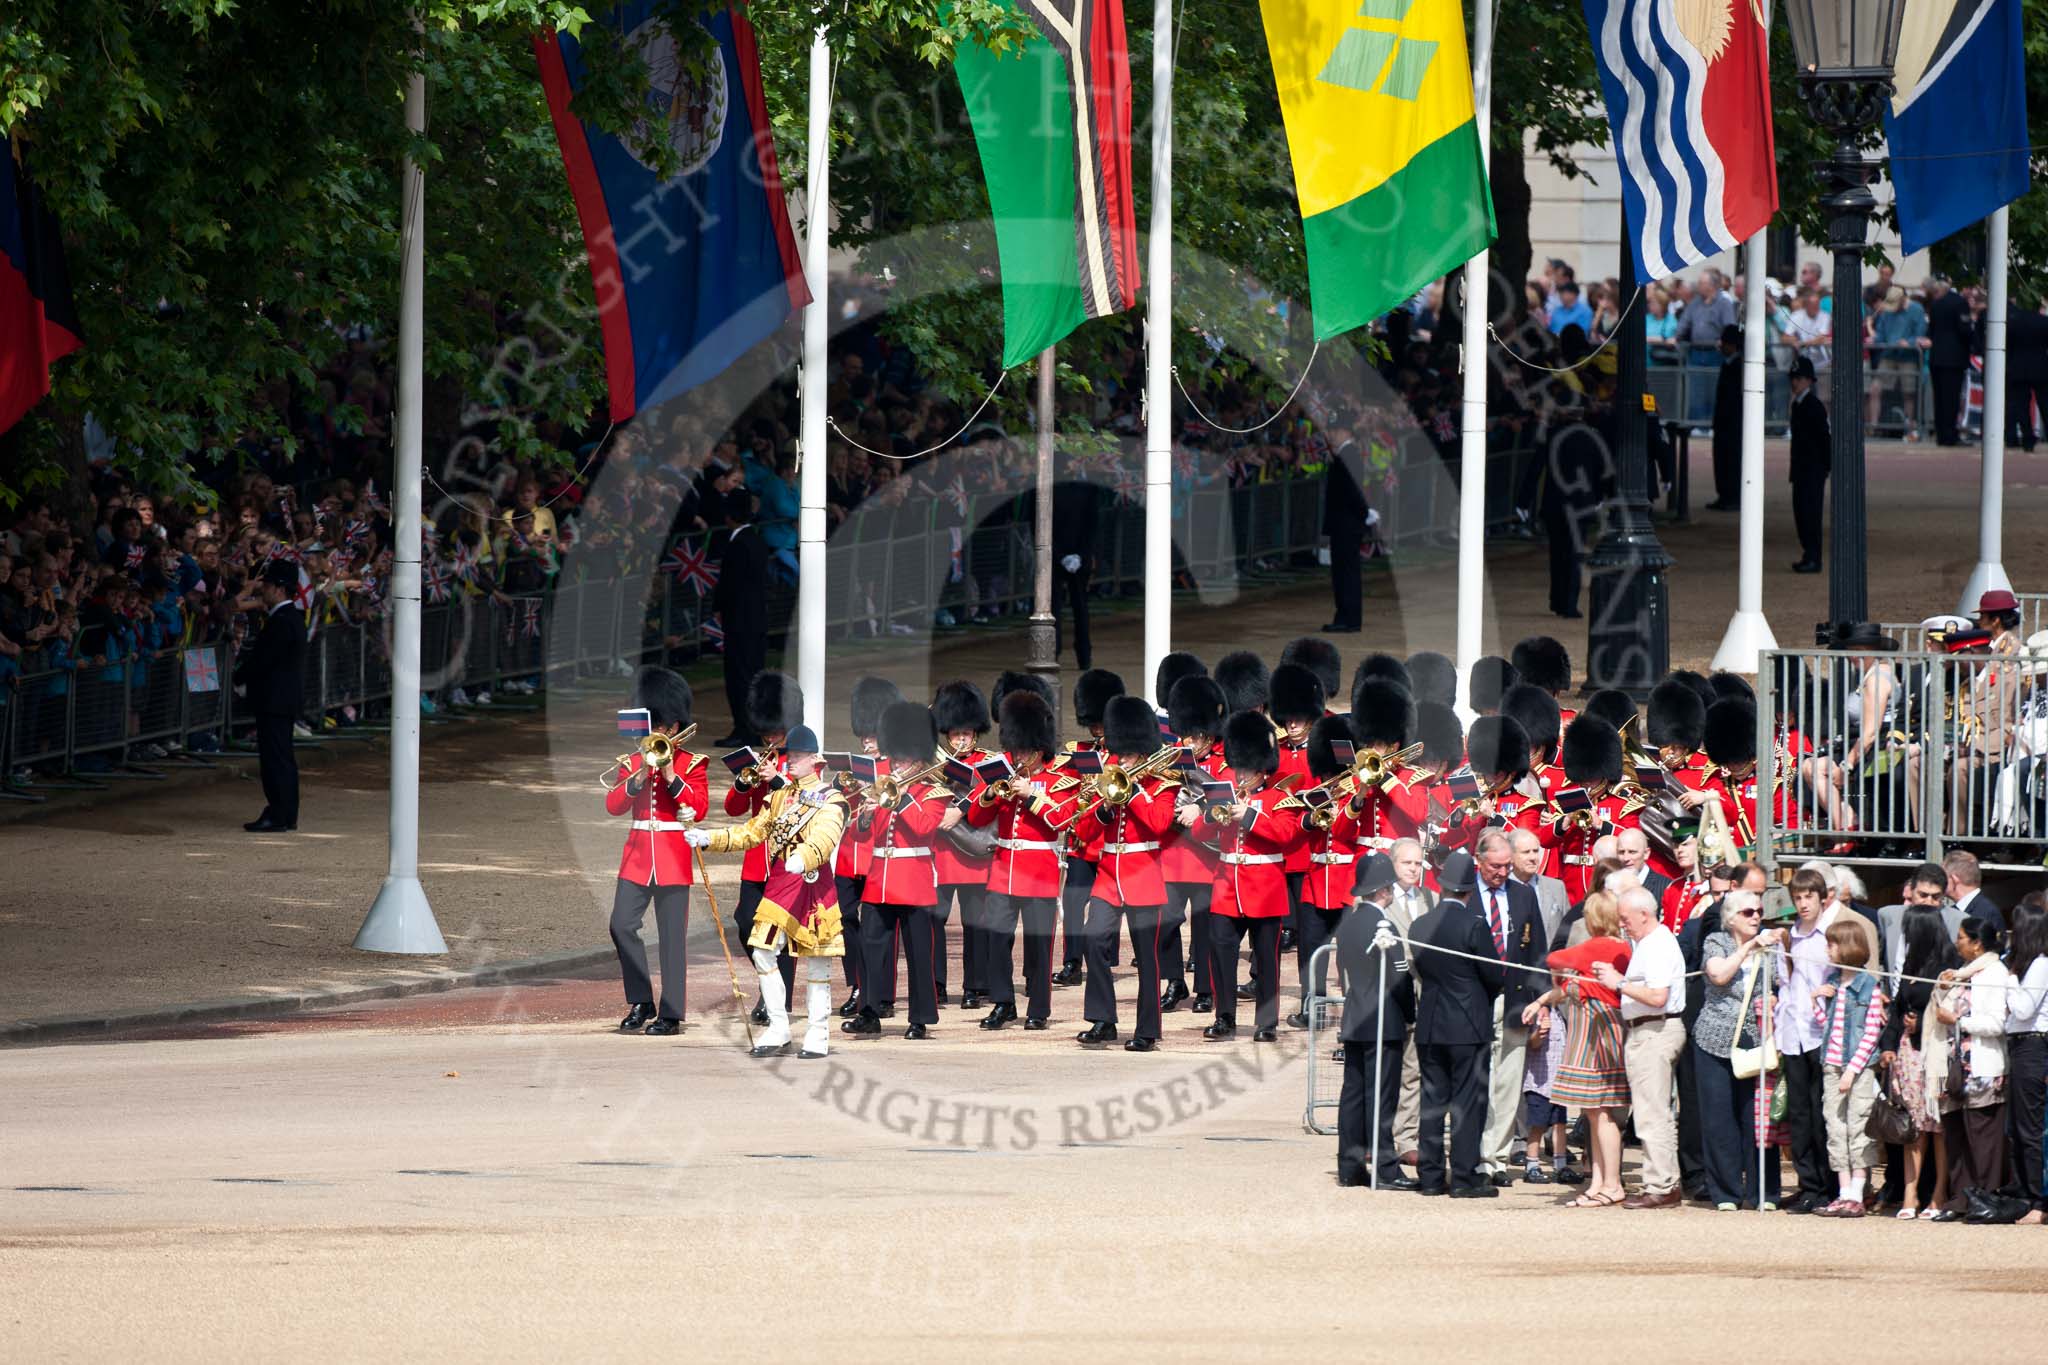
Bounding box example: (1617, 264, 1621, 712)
(1783, 0, 1908, 633)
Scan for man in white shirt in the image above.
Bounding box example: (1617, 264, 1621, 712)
(1510, 828, 1570, 946)
(1782, 288, 1832, 369)
(1596, 886, 1689, 1208)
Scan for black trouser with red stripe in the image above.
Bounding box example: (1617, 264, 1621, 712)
(1210, 914, 1282, 1032)
(834, 875, 866, 990)
(984, 892, 1056, 1020)
(860, 903, 937, 1027)
(1083, 898, 1164, 1040)
(1061, 860, 1097, 968)
(942, 883, 987, 999)
(1159, 882, 1214, 997)
(1295, 903, 1344, 1006)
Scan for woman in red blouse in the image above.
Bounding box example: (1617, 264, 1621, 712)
(1538, 890, 1633, 1206)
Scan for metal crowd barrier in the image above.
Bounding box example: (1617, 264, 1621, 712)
(1758, 646, 2048, 874)
(1304, 940, 1345, 1136)
(1648, 351, 1951, 441)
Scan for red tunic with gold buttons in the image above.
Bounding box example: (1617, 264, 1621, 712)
(1660, 876, 1712, 934)
(1276, 736, 1312, 876)
(934, 745, 996, 887)
(1437, 781, 1545, 854)
(723, 750, 789, 883)
(1055, 740, 1107, 868)
(1538, 788, 1644, 902)
(1303, 800, 1365, 911)
(966, 764, 1077, 899)
(832, 756, 886, 881)
(605, 752, 709, 886)
(861, 785, 946, 907)
(1162, 744, 1226, 885)
(1208, 782, 1304, 919)
(1069, 769, 1178, 907)
(1343, 762, 1426, 857)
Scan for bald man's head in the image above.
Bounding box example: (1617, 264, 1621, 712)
(1617, 827, 1650, 869)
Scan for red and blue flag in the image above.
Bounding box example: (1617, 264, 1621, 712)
(534, 4, 809, 422)
(1, 144, 83, 436)
(1579, 0, 1778, 280)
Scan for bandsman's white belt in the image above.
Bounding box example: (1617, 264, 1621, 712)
(995, 838, 1060, 852)
(1221, 852, 1284, 866)
(1102, 841, 1160, 854)
(1357, 836, 1394, 850)
(871, 846, 932, 859)
(631, 819, 693, 832)
(1562, 854, 1595, 866)
(1311, 852, 1355, 865)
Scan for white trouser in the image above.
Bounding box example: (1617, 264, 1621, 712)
(752, 948, 833, 1054)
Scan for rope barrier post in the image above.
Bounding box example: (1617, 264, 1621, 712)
(1372, 934, 1387, 1191)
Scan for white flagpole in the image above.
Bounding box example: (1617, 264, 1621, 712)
(1711, 230, 1779, 673)
(798, 26, 830, 738)
(1959, 205, 2011, 614)
(357, 43, 446, 954)
(1142, 0, 1174, 691)
(1452, 0, 1495, 720)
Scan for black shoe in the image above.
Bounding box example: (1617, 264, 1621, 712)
(1791, 560, 1822, 574)
(1490, 1171, 1516, 1188)
(1284, 1011, 1310, 1030)
(841, 1012, 881, 1036)
(1319, 623, 1361, 634)
(1417, 1185, 1449, 1197)
(1160, 980, 1190, 1013)
(244, 818, 291, 833)
(1556, 1165, 1586, 1186)
(750, 1001, 769, 1026)
(1278, 927, 1296, 952)
(798, 1049, 827, 1060)
(935, 989, 950, 1007)
(958, 991, 982, 1010)
(1236, 984, 1256, 1000)
(711, 734, 743, 748)
(1682, 1180, 1710, 1203)
(1379, 1174, 1422, 1192)
(1450, 1185, 1500, 1199)
(980, 1002, 1017, 1030)
(1202, 1020, 1237, 1041)
(1524, 1166, 1554, 1185)
(1124, 1037, 1158, 1053)
(1704, 500, 1740, 512)
(1553, 608, 1584, 620)
(1023, 1016, 1048, 1031)
(1782, 1193, 1824, 1214)
(644, 1018, 681, 1036)
(837, 991, 862, 1018)
(1052, 963, 1083, 986)
(1076, 1021, 1119, 1046)
(1190, 993, 1214, 1014)
(903, 1022, 930, 1040)
(749, 1041, 787, 1058)
(1251, 1027, 1277, 1042)
(618, 1003, 656, 1033)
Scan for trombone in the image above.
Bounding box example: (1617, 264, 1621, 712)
(600, 724, 699, 791)
(1052, 744, 1186, 826)
(872, 756, 943, 808)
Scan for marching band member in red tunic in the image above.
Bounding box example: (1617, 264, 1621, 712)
(833, 677, 900, 1018)
(689, 726, 848, 1059)
(1405, 701, 1467, 858)
(727, 671, 800, 1022)
(842, 702, 947, 1040)
(1288, 714, 1363, 1028)
(1502, 683, 1566, 803)
(1538, 715, 1646, 902)
(1513, 635, 1577, 731)
(1205, 710, 1305, 1041)
(1054, 668, 1124, 986)
(1641, 679, 1717, 884)
(966, 689, 1077, 1030)
(1342, 678, 1426, 859)
(1161, 676, 1229, 1015)
(1071, 696, 1182, 1052)
(930, 680, 996, 1009)
(1702, 697, 1766, 853)
(1271, 661, 1327, 947)
(603, 667, 708, 1036)
(1437, 716, 1541, 855)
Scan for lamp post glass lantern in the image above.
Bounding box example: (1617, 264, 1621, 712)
(1781, 0, 1907, 633)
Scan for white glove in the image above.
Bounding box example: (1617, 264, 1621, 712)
(1371, 924, 1398, 953)
(1060, 553, 1081, 573)
(684, 829, 712, 848)
(783, 852, 807, 874)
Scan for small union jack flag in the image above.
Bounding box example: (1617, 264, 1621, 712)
(942, 475, 969, 517)
(343, 518, 371, 548)
(1173, 447, 1196, 481)
(123, 543, 147, 571)
(701, 613, 724, 653)
(519, 599, 542, 639)
(361, 481, 390, 519)
(663, 540, 719, 596)
(420, 521, 441, 554)
(422, 560, 453, 603)
(1431, 411, 1456, 444)
(1112, 463, 1142, 503)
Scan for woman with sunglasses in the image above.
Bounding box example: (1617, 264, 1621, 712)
(1694, 892, 1784, 1209)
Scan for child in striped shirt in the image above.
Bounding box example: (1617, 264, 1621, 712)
(1812, 920, 1886, 1217)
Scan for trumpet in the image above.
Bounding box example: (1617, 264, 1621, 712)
(873, 757, 943, 808)
(600, 724, 699, 791)
(735, 746, 782, 791)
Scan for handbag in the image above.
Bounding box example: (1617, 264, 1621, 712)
(941, 816, 996, 860)
(1729, 957, 1780, 1080)
(1865, 1063, 1915, 1145)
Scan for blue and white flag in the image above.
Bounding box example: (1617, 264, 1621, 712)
(1884, 0, 2030, 256)
(1579, 0, 1779, 281)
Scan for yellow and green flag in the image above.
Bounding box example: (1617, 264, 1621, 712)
(1258, 0, 1495, 340)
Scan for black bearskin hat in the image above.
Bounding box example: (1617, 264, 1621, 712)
(931, 680, 991, 736)
(1647, 679, 1706, 751)
(1469, 654, 1520, 714)
(1465, 715, 1531, 780)
(1584, 688, 1638, 735)
(1280, 636, 1343, 700)
(1499, 684, 1561, 762)
(1223, 709, 1279, 775)
(849, 676, 901, 740)
(1350, 678, 1415, 748)
(1214, 651, 1270, 713)
(1269, 662, 1327, 723)
(991, 669, 1055, 716)
(998, 692, 1057, 760)
(1168, 676, 1227, 740)
(1153, 651, 1208, 710)
(1666, 667, 1718, 710)
(1708, 671, 1756, 705)
(1074, 668, 1125, 728)
(1561, 715, 1624, 787)
(1416, 701, 1465, 769)
(1104, 695, 1160, 757)
(879, 700, 938, 763)
(1704, 699, 1757, 768)
(1306, 715, 1358, 780)
(746, 671, 803, 736)
(1405, 650, 1458, 709)
(1511, 635, 1573, 695)
(1350, 652, 1412, 704)
(631, 666, 693, 729)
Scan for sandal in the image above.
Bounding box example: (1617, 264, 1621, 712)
(1895, 1206, 1920, 1220)
(1566, 1191, 1621, 1208)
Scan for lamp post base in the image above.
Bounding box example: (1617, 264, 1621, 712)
(1711, 610, 1780, 675)
(355, 875, 447, 954)
(1957, 561, 2012, 619)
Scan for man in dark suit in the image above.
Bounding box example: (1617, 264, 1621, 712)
(1409, 851, 1507, 1197)
(240, 560, 307, 832)
(1336, 855, 1417, 1188)
(1539, 405, 1608, 619)
(1049, 479, 1102, 669)
(1321, 429, 1369, 634)
(711, 492, 769, 747)
(2006, 303, 2048, 452)
(1925, 276, 1975, 446)
(1707, 325, 1743, 510)
(1786, 355, 1828, 573)
(1470, 831, 1547, 1185)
